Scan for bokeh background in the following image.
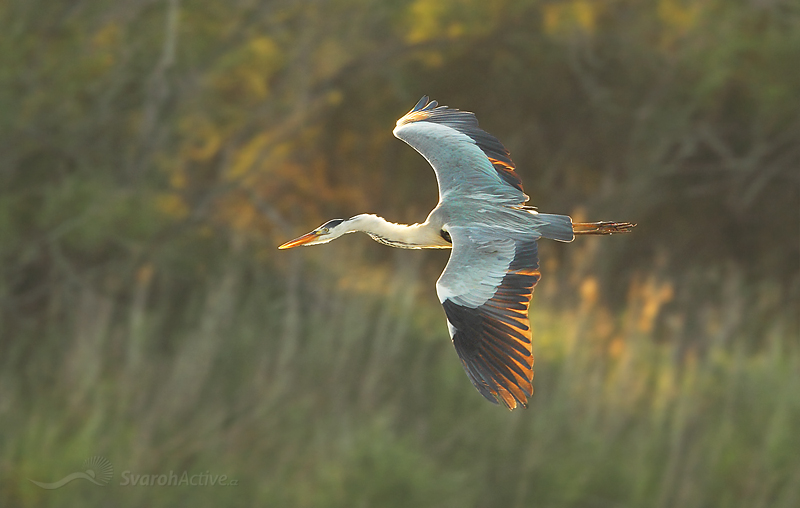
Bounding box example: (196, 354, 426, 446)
(2, 0, 799, 506)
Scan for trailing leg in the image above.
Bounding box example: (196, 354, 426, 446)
(573, 221, 636, 235)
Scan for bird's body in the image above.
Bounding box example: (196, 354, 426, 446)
(279, 97, 634, 410)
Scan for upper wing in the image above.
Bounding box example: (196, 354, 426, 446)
(393, 96, 529, 206)
(436, 226, 541, 410)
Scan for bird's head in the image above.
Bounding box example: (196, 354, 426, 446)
(277, 218, 349, 249)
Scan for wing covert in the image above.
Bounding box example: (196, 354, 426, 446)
(436, 226, 541, 410)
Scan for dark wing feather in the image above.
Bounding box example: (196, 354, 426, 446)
(436, 228, 540, 410)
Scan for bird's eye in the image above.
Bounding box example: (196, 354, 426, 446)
(319, 228, 329, 234)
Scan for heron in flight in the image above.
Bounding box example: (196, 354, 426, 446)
(279, 97, 634, 410)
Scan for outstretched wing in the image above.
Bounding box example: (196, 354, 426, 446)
(436, 226, 541, 410)
(393, 96, 529, 206)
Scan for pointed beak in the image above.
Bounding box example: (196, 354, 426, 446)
(277, 231, 318, 250)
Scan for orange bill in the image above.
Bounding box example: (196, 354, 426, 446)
(277, 232, 317, 249)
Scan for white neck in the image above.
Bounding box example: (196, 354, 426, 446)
(347, 214, 450, 249)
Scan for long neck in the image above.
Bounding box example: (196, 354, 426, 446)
(348, 214, 450, 249)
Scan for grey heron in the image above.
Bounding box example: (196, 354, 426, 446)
(278, 96, 634, 410)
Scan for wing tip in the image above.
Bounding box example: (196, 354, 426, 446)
(443, 299, 535, 411)
(395, 95, 440, 127)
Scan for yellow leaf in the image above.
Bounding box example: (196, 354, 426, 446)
(542, 0, 598, 36)
(658, 0, 700, 33)
(92, 23, 121, 49)
(182, 117, 223, 162)
(156, 193, 189, 220)
(228, 133, 271, 180)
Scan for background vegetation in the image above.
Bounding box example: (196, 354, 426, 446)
(1, 0, 798, 506)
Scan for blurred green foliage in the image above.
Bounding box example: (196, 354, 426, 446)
(1, 0, 798, 506)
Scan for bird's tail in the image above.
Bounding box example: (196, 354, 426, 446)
(573, 221, 636, 235)
(534, 213, 575, 242)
